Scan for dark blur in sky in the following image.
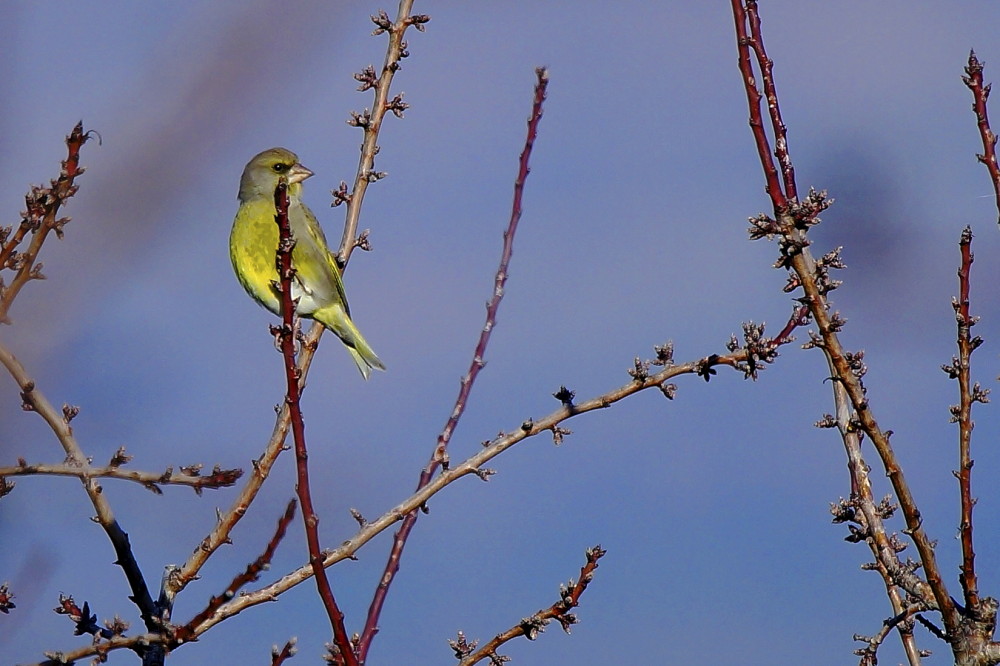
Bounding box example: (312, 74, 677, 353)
(3, 2, 1000, 664)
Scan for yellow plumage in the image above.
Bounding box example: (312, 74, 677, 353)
(230, 148, 385, 379)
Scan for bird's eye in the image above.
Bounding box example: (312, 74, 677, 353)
(272, 163, 289, 173)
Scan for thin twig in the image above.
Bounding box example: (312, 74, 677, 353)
(356, 67, 549, 662)
(0, 122, 90, 323)
(271, 638, 298, 665)
(174, 499, 297, 643)
(454, 545, 606, 666)
(0, 460, 241, 494)
(337, 0, 425, 265)
(951, 226, 984, 610)
(272, 181, 356, 666)
(963, 51, 1000, 225)
(743, 1, 797, 202)
(854, 603, 925, 666)
(730, 0, 787, 210)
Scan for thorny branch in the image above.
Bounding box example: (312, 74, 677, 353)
(357, 66, 549, 663)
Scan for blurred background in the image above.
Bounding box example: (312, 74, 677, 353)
(2, 2, 1000, 664)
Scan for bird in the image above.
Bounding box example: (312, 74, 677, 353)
(230, 147, 385, 379)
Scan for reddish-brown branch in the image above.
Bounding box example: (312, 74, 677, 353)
(773, 305, 810, 345)
(963, 51, 1000, 225)
(744, 1, 797, 202)
(273, 182, 357, 666)
(356, 67, 549, 663)
(174, 499, 297, 644)
(454, 546, 606, 666)
(731, 1, 787, 211)
(271, 639, 298, 665)
(954, 227, 980, 610)
(0, 122, 90, 323)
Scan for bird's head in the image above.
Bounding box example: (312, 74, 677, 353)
(238, 147, 314, 202)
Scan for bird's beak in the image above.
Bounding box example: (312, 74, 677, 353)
(288, 163, 314, 185)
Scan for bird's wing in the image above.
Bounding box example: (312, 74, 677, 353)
(288, 200, 351, 315)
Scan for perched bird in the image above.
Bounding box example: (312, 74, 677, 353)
(230, 147, 385, 379)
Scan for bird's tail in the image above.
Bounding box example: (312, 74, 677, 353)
(313, 305, 385, 380)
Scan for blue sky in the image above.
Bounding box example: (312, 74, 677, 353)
(3, 2, 1000, 664)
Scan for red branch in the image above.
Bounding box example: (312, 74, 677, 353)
(174, 499, 297, 643)
(744, 1, 796, 202)
(954, 227, 979, 609)
(273, 183, 357, 666)
(0, 121, 90, 322)
(963, 51, 1000, 225)
(356, 67, 550, 663)
(731, 1, 788, 211)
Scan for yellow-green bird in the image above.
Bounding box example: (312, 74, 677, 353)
(230, 147, 385, 379)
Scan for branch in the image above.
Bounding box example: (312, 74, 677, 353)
(452, 546, 605, 666)
(337, 1, 428, 264)
(181, 323, 801, 640)
(170, 338, 316, 594)
(947, 226, 987, 611)
(34, 633, 161, 666)
(174, 499, 297, 643)
(827, 371, 933, 606)
(0, 339, 158, 632)
(271, 638, 298, 665)
(730, 0, 787, 210)
(272, 181, 356, 666)
(853, 603, 926, 666)
(733, 0, 960, 651)
(172, 0, 423, 599)
(963, 51, 1000, 225)
(0, 122, 90, 323)
(41, 322, 802, 664)
(743, 0, 797, 202)
(0, 458, 241, 494)
(357, 66, 549, 662)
